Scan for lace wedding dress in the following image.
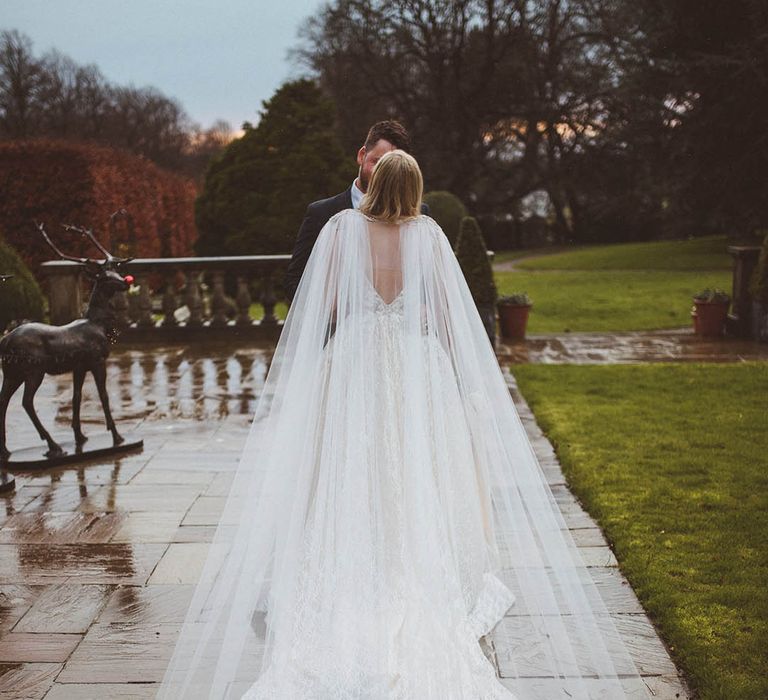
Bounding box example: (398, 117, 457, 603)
(157, 210, 642, 699)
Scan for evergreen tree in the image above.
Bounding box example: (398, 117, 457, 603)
(195, 79, 356, 255)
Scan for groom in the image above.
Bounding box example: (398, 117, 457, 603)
(283, 120, 429, 303)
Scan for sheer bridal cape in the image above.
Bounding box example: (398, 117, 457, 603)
(158, 210, 643, 699)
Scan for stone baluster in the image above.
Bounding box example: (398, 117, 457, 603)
(126, 289, 140, 325)
(210, 271, 229, 327)
(161, 274, 178, 327)
(136, 272, 154, 327)
(110, 289, 130, 330)
(259, 273, 278, 326)
(185, 270, 203, 327)
(235, 275, 253, 327)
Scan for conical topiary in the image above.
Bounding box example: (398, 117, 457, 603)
(455, 216, 497, 306)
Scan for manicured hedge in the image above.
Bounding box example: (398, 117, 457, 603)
(0, 139, 198, 275)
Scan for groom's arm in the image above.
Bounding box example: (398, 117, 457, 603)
(284, 203, 325, 304)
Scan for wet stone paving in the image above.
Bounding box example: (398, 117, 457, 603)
(0, 339, 704, 698)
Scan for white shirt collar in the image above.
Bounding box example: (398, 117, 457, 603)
(351, 179, 364, 209)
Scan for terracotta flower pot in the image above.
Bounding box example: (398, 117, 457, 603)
(692, 299, 729, 337)
(690, 305, 700, 334)
(497, 303, 531, 340)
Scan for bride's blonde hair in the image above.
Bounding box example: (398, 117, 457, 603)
(360, 149, 423, 223)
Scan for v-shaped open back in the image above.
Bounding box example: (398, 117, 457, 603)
(366, 217, 404, 305)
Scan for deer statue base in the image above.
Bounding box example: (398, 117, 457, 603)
(0, 470, 14, 494)
(2, 431, 143, 470)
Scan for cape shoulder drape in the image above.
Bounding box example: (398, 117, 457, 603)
(157, 209, 642, 699)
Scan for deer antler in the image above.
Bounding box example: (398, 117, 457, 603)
(109, 208, 129, 229)
(63, 221, 133, 265)
(35, 222, 100, 265)
(108, 208, 135, 264)
(61, 224, 112, 258)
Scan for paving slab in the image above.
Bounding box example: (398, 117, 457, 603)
(0, 662, 61, 700)
(0, 633, 81, 663)
(15, 584, 111, 634)
(43, 683, 157, 700)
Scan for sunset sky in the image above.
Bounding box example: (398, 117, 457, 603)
(2, 0, 325, 130)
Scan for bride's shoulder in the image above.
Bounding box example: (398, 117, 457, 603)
(344, 208, 366, 219)
(410, 213, 439, 228)
(323, 209, 363, 234)
(401, 213, 439, 230)
(328, 209, 360, 223)
(328, 209, 366, 227)
(413, 214, 448, 241)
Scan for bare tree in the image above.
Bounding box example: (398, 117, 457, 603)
(0, 29, 44, 138)
(37, 49, 82, 137)
(296, 0, 667, 242)
(75, 63, 112, 140)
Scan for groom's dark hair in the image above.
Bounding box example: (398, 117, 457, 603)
(364, 120, 412, 153)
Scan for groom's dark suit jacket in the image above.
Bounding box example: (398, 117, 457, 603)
(283, 186, 429, 304)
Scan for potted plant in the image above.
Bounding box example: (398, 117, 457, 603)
(497, 292, 533, 340)
(691, 288, 730, 337)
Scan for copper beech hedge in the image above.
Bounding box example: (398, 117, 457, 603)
(0, 139, 198, 275)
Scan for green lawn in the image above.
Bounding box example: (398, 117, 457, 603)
(494, 236, 731, 333)
(514, 236, 730, 271)
(512, 363, 768, 700)
(495, 269, 731, 333)
(492, 246, 571, 265)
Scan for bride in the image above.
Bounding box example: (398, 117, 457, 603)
(158, 151, 641, 699)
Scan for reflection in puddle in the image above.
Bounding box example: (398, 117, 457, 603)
(497, 331, 768, 364)
(46, 343, 275, 425)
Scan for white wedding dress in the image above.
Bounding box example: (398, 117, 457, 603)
(157, 210, 642, 699)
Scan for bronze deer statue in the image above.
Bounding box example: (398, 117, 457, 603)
(0, 222, 134, 461)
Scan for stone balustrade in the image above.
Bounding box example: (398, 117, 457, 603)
(40, 255, 291, 342)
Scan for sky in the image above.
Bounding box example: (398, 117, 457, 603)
(2, 0, 326, 131)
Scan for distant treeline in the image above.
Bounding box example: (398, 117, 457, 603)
(296, 0, 768, 243)
(0, 29, 232, 180)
